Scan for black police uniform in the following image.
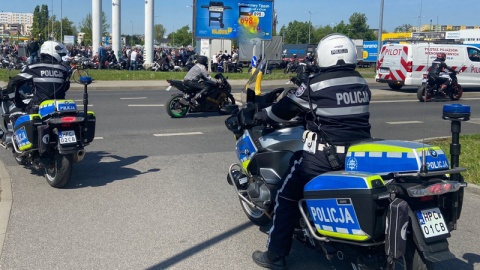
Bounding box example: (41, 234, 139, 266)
(256, 68, 371, 258)
(6, 58, 70, 123)
(428, 58, 455, 88)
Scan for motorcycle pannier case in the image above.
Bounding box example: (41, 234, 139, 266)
(13, 114, 42, 151)
(303, 171, 389, 242)
(78, 111, 96, 143)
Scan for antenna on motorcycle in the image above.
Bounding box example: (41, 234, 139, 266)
(79, 76, 92, 143)
(420, 39, 433, 173)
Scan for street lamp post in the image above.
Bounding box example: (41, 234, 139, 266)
(187, 4, 195, 46)
(306, 11, 319, 45)
(60, 0, 63, 43)
(129, 21, 134, 46)
(377, 0, 384, 65)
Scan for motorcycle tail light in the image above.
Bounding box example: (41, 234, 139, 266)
(407, 181, 466, 197)
(61, 116, 77, 123)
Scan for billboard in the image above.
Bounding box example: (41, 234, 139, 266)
(195, 0, 273, 40)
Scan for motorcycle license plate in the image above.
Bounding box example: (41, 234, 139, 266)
(415, 208, 449, 239)
(59, 130, 77, 144)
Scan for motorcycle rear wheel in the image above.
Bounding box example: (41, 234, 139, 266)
(449, 84, 463, 101)
(218, 94, 236, 115)
(166, 94, 189, 118)
(417, 85, 432, 102)
(239, 196, 271, 226)
(45, 154, 72, 188)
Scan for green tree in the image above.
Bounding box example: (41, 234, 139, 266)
(167, 25, 193, 47)
(52, 17, 78, 42)
(31, 5, 49, 41)
(347, 12, 376, 40)
(278, 21, 310, 44)
(78, 12, 110, 46)
(154, 24, 166, 44)
(394, 24, 414, 32)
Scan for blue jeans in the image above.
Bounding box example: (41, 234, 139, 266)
(129, 60, 137, 70)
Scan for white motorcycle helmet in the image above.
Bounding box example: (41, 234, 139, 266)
(315, 33, 357, 71)
(40, 41, 68, 62)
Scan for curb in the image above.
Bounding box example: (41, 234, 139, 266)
(0, 160, 12, 260)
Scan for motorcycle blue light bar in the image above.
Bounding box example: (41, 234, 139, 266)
(443, 104, 470, 114)
(79, 76, 92, 85)
(442, 104, 470, 121)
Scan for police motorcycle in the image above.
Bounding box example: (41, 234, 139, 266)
(417, 71, 463, 102)
(0, 76, 96, 188)
(224, 68, 470, 269)
(165, 73, 235, 118)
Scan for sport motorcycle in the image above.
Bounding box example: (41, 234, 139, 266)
(0, 77, 96, 188)
(165, 73, 235, 118)
(417, 71, 463, 102)
(225, 93, 470, 269)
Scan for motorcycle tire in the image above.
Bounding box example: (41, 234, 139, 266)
(166, 94, 189, 118)
(417, 85, 432, 102)
(284, 68, 289, 74)
(449, 84, 463, 101)
(45, 154, 72, 188)
(236, 68, 243, 73)
(239, 197, 271, 226)
(388, 82, 404, 90)
(15, 155, 27, 166)
(218, 94, 236, 115)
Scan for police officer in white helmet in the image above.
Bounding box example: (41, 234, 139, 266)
(252, 34, 372, 269)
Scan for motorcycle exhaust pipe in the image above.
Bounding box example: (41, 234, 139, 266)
(73, 149, 86, 163)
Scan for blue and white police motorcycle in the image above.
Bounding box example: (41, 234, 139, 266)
(225, 98, 470, 269)
(0, 77, 96, 188)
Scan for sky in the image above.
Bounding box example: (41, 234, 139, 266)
(1, 0, 478, 37)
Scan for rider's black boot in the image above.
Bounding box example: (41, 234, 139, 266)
(252, 250, 286, 270)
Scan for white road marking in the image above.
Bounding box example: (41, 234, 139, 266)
(120, 97, 147, 100)
(94, 137, 104, 140)
(154, 132, 203, 137)
(386, 121, 424, 125)
(468, 118, 480, 125)
(128, 104, 164, 107)
(77, 104, 93, 107)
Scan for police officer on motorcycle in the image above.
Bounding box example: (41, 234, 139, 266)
(2, 41, 70, 147)
(251, 34, 372, 269)
(428, 52, 456, 93)
(183, 55, 218, 106)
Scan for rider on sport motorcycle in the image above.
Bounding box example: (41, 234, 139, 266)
(183, 55, 219, 106)
(428, 52, 456, 93)
(2, 41, 70, 147)
(251, 33, 372, 269)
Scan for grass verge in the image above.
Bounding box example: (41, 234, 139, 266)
(427, 134, 480, 185)
(1, 67, 376, 82)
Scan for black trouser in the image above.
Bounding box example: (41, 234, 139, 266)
(431, 75, 450, 89)
(266, 146, 347, 257)
(183, 80, 212, 100)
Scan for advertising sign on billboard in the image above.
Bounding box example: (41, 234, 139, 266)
(195, 0, 273, 40)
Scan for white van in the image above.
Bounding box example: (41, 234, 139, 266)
(375, 43, 480, 90)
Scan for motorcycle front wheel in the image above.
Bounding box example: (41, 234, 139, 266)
(449, 84, 463, 101)
(218, 94, 236, 115)
(45, 154, 72, 188)
(417, 85, 432, 102)
(166, 94, 189, 118)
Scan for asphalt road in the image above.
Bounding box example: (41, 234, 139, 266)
(0, 86, 479, 270)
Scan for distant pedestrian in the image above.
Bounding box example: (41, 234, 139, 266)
(129, 48, 138, 71)
(98, 43, 107, 69)
(27, 37, 40, 64)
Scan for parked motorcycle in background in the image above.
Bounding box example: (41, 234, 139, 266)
(165, 73, 235, 118)
(0, 76, 96, 188)
(417, 71, 463, 102)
